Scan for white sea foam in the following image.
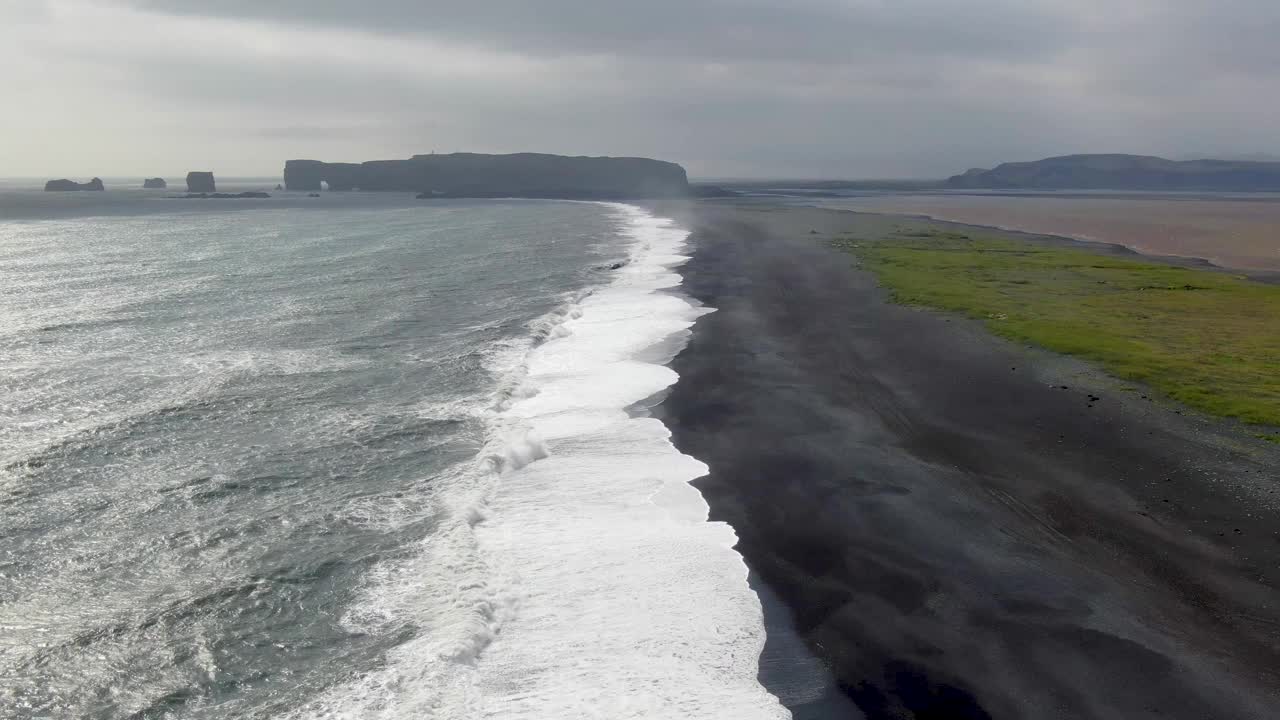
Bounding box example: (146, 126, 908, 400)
(299, 204, 788, 719)
(469, 205, 787, 719)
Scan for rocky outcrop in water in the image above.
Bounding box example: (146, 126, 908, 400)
(186, 172, 216, 193)
(143, 178, 167, 189)
(284, 152, 690, 198)
(45, 178, 104, 192)
(946, 154, 1280, 191)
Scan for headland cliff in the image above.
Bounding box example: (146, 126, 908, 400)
(284, 152, 689, 198)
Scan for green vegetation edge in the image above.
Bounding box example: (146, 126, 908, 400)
(832, 226, 1280, 440)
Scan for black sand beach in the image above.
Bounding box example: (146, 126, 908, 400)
(657, 202, 1280, 719)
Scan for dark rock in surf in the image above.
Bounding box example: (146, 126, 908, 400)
(186, 171, 216, 193)
(143, 178, 166, 189)
(45, 177, 104, 192)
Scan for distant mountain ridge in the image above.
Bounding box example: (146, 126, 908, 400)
(283, 152, 689, 199)
(946, 154, 1280, 191)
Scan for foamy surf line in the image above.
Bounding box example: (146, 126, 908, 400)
(470, 205, 788, 718)
(289, 204, 788, 719)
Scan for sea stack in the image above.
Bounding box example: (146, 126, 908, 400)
(143, 178, 167, 189)
(186, 172, 216, 193)
(45, 177, 105, 192)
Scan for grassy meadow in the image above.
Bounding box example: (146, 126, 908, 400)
(833, 225, 1280, 438)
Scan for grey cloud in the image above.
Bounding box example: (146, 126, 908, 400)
(6, 0, 1280, 177)
(114, 51, 1090, 177)
(123, 0, 1083, 64)
(125, 0, 1280, 87)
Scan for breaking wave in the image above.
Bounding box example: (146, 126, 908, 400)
(299, 205, 788, 719)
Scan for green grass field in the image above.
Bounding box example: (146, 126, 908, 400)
(833, 226, 1280, 438)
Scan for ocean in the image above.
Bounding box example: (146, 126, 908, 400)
(0, 187, 788, 719)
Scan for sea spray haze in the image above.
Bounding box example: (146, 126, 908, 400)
(0, 192, 785, 719)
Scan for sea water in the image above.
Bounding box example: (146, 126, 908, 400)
(0, 189, 787, 719)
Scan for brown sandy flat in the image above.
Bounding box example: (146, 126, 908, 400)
(822, 194, 1280, 272)
(656, 200, 1280, 720)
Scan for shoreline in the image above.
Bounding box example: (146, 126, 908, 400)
(656, 200, 1280, 719)
(803, 195, 1280, 276)
(849, 209, 1280, 285)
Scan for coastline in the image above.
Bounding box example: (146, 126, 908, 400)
(863, 211, 1280, 286)
(809, 195, 1280, 277)
(655, 200, 1280, 719)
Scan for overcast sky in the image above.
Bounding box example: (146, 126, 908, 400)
(3, 0, 1278, 178)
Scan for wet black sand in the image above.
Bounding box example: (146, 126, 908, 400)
(656, 202, 1280, 720)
